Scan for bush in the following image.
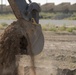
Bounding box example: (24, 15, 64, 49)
(58, 25, 66, 31)
(42, 26, 48, 31)
(73, 27, 76, 30)
(42, 24, 76, 33)
(1, 22, 8, 27)
(0, 24, 5, 29)
(49, 26, 57, 31)
(66, 27, 73, 32)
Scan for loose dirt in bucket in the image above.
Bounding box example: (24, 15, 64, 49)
(0, 20, 36, 75)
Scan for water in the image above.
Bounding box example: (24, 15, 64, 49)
(0, 19, 76, 26)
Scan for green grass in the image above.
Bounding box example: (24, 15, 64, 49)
(0, 21, 76, 33)
(40, 12, 55, 19)
(1, 22, 8, 26)
(58, 25, 66, 31)
(0, 24, 5, 29)
(0, 22, 8, 29)
(0, 12, 76, 20)
(42, 24, 57, 32)
(0, 14, 16, 20)
(40, 12, 76, 20)
(66, 27, 74, 32)
(42, 25, 76, 32)
(66, 12, 76, 20)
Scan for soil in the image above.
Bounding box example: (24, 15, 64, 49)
(17, 31, 76, 75)
(0, 30, 76, 75)
(0, 20, 37, 75)
(42, 31, 76, 70)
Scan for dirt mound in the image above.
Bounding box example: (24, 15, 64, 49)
(0, 18, 44, 75)
(0, 19, 36, 75)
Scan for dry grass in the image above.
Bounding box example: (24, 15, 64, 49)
(0, 23, 8, 29)
(0, 14, 16, 20)
(42, 24, 76, 32)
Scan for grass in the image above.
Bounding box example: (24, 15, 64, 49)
(42, 24, 76, 32)
(0, 14, 16, 20)
(0, 22, 8, 29)
(1, 22, 8, 26)
(66, 12, 76, 20)
(66, 27, 74, 32)
(40, 12, 76, 20)
(42, 24, 57, 31)
(40, 12, 55, 19)
(0, 24, 5, 29)
(58, 25, 66, 31)
(0, 12, 76, 20)
(0, 21, 76, 33)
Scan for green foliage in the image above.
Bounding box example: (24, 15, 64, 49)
(40, 12, 55, 19)
(65, 12, 76, 20)
(0, 23, 8, 29)
(42, 24, 57, 31)
(42, 24, 76, 33)
(49, 27, 57, 31)
(42, 26, 48, 31)
(66, 27, 73, 32)
(0, 12, 76, 20)
(73, 27, 76, 30)
(58, 25, 66, 31)
(66, 26, 76, 32)
(0, 24, 5, 29)
(1, 22, 8, 26)
(49, 25, 57, 32)
(40, 12, 76, 20)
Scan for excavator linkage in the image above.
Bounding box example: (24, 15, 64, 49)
(8, 0, 41, 23)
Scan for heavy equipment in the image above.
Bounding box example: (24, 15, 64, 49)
(8, 0, 41, 24)
(8, 0, 44, 55)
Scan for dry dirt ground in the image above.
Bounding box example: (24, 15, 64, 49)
(41, 31, 76, 70)
(18, 31, 76, 75)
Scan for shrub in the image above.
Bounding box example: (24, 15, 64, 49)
(58, 25, 66, 31)
(0, 24, 5, 29)
(42, 26, 48, 31)
(66, 27, 73, 32)
(1, 22, 8, 27)
(49, 26, 57, 31)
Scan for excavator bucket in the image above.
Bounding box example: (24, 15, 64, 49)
(8, 0, 44, 55)
(26, 22, 44, 55)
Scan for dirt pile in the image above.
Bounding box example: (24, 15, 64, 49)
(0, 19, 36, 75)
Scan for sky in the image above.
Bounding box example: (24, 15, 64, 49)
(0, 0, 76, 5)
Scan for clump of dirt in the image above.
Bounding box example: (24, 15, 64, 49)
(0, 19, 36, 75)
